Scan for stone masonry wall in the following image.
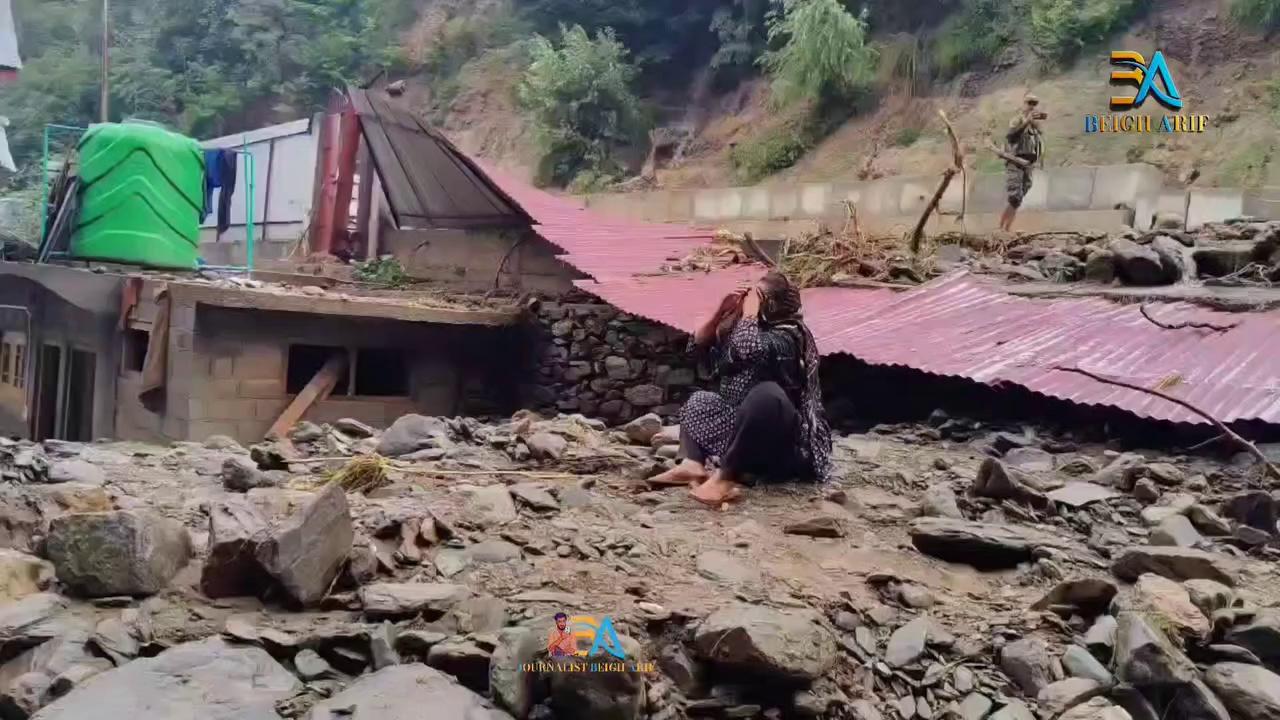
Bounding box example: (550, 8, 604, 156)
(529, 290, 701, 426)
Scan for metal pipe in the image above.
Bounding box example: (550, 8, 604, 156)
(100, 0, 110, 122)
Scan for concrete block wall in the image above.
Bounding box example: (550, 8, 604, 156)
(579, 164, 1279, 235)
(382, 227, 577, 294)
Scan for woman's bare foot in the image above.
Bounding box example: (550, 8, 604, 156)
(646, 460, 708, 488)
(690, 469, 744, 507)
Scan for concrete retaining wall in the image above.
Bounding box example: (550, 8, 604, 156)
(581, 164, 1280, 235)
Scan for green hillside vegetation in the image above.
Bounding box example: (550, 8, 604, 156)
(1, 0, 1278, 195)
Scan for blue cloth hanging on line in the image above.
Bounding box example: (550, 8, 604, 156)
(202, 149, 238, 236)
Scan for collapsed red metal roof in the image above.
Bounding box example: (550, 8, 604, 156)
(482, 167, 716, 281)
(482, 165, 1280, 427)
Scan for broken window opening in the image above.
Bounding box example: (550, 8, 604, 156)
(287, 345, 350, 396)
(354, 348, 409, 397)
(123, 329, 149, 373)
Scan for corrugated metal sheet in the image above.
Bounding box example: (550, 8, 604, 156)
(349, 89, 530, 230)
(579, 270, 1280, 426)
(475, 149, 1280, 427)
(484, 166, 716, 281)
(809, 272, 1280, 425)
(0, 0, 19, 72)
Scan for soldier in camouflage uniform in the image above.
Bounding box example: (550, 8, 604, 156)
(999, 94, 1046, 232)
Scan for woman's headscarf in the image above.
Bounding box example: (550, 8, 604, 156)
(758, 272, 833, 480)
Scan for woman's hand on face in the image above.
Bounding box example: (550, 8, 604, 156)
(741, 288, 761, 318)
(717, 290, 745, 315)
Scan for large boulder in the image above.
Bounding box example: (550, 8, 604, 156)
(306, 664, 512, 719)
(1111, 239, 1173, 286)
(254, 484, 353, 607)
(547, 634, 645, 720)
(1114, 612, 1198, 688)
(622, 414, 662, 445)
(1110, 547, 1235, 585)
(45, 511, 192, 598)
(693, 604, 836, 682)
(0, 594, 71, 656)
(1149, 515, 1204, 548)
(1150, 236, 1194, 283)
(376, 415, 452, 457)
(1222, 491, 1278, 533)
(489, 625, 544, 718)
(1204, 662, 1280, 720)
(31, 638, 300, 720)
(462, 486, 518, 527)
(909, 518, 1066, 569)
(1122, 574, 1209, 637)
(972, 459, 1049, 506)
(0, 550, 54, 604)
(219, 457, 275, 493)
(1001, 638, 1054, 697)
(200, 498, 269, 599)
(919, 484, 963, 519)
(1226, 610, 1280, 668)
(359, 583, 471, 619)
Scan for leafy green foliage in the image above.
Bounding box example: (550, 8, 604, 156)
(1231, 0, 1280, 30)
(709, 0, 771, 84)
(1028, 0, 1150, 64)
(0, 0, 414, 171)
(892, 127, 922, 147)
(730, 111, 819, 183)
(518, 25, 646, 187)
(761, 0, 878, 108)
(930, 0, 1015, 79)
(353, 256, 409, 287)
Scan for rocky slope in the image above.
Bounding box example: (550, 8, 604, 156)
(0, 407, 1279, 719)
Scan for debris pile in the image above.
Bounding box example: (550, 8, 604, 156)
(0, 406, 1278, 719)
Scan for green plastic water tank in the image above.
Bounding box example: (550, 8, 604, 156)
(70, 122, 204, 269)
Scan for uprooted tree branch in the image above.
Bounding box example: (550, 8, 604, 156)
(1055, 366, 1280, 481)
(909, 110, 965, 255)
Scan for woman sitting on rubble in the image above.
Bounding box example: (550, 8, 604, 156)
(648, 271, 832, 506)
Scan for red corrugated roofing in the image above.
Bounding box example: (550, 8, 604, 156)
(483, 167, 715, 281)
(481, 165, 1280, 427)
(808, 272, 1280, 425)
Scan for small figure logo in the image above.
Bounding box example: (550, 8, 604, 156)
(1109, 50, 1183, 111)
(546, 612, 578, 658)
(547, 613, 628, 660)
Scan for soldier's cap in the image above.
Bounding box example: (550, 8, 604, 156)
(1024, 93, 1041, 105)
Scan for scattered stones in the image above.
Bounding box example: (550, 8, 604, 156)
(973, 458, 1048, 506)
(783, 515, 846, 538)
(1203, 662, 1280, 720)
(1114, 612, 1199, 687)
(1111, 239, 1171, 286)
(885, 616, 932, 668)
(1001, 637, 1054, 696)
(220, 456, 275, 492)
(919, 484, 963, 519)
(1063, 645, 1114, 684)
(254, 484, 354, 607)
(695, 551, 761, 586)
(1150, 514, 1204, 548)
(1125, 573, 1210, 637)
(307, 664, 512, 719)
(0, 671, 52, 718)
(1048, 482, 1119, 508)
(1037, 677, 1105, 716)
(376, 415, 451, 457)
(1185, 504, 1232, 537)
(1085, 615, 1119, 659)
(622, 414, 663, 445)
(1223, 491, 1277, 533)
(359, 583, 470, 619)
(509, 484, 559, 512)
(1226, 609, 1280, 667)
(426, 640, 492, 693)
(45, 511, 192, 598)
(32, 638, 300, 719)
(1110, 547, 1235, 585)
(1032, 578, 1118, 616)
(46, 459, 105, 486)
(0, 549, 54, 604)
(526, 433, 568, 461)
(909, 518, 1064, 569)
(200, 498, 269, 599)
(693, 604, 836, 681)
(1132, 479, 1161, 504)
(463, 486, 518, 527)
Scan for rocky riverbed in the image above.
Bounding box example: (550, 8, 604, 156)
(1, 410, 1279, 720)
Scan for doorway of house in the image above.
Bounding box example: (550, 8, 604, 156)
(64, 350, 95, 442)
(34, 344, 62, 441)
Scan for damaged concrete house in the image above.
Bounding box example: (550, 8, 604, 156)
(0, 88, 703, 445)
